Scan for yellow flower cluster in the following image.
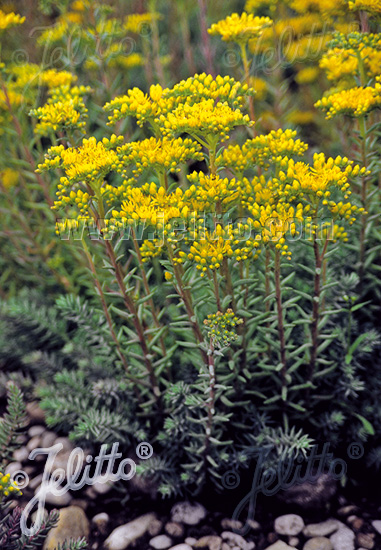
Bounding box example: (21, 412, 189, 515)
(320, 33, 381, 82)
(315, 83, 381, 118)
(208, 12, 273, 44)
(166, 73, 254, 109)
(140, 239, 164, 263)
(118, 137, 203, 176)
(104, 75, 254, 129)
(0, 472, 22, 498)
(30, 85, 91, 136)
(187, 226, 260, 274)
(290, 0, 346, 16)
(284, 34, 331, 62)
(104, 85, 164, 127)
(159, 99, 251, 143)
(124, 12, 162, 34)
(295, 66, 320, 84)
(204, 309, 243, 347)
(219, 129, 308, 174)
(186, 172, 239, 210)
(245, 0, 278, 14)
(348, 0, 381, 13)
(274, 14, 325, 39)
(0, 168, 18, 190)
(0, 9, 25, 30)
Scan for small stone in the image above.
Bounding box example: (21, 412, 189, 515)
(264, 541, 296, 550)
(348, 516, 363, 530)
(303, 520, 341, 538)
(104, 513, 157, 550)
(27, 401, 45, 422)
(329, 526, 355, 550)
(356, 533, 375, 549)
(92, 475, 114, 495)
(247, 520, 261, 531)
(171, 502, 207, 526)
(5, 462, 22, 476)
(186, 538, 197, 546)
(40, 431, 57, 448)
(150, 535, 173, 549)
(29, 474, 43, 490)
(195, 535, 222, 550)
(13, 447, 29, 463)
(222, 544, 230, 550)
(148, 519, 163, 536)
(371, 520, 381, 535)
(27, 436, 42, 452)
(165, 522, 184, 538)
(169, 546, 193, 550)
(43, 506, 90, 550)
(275, 515, 304, 536)
(303, 537, 333, 550)
(221, 519, 243, 531)
(221, 531, 254, 550)
(92, 512, 110, 535)
(276, 473, 337, 509)
(288, 538, 299, 547)
(35, 482, 72, 507)
(54, 437, 74, 452)
(71, 499, 88, 511)
(28, 426, 45, 437)
(337, 505, 357, 517)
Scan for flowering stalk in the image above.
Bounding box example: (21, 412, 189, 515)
(308, 224, 329, 384)
(166, 242, 208, 364)
(203, 339, 216, 471)
(274, 248, 287, 390)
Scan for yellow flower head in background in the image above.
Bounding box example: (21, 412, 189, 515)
(124, 12, 162, 34)
(0, 168, 18, 190)
(348, 0, 381, 14)
(0, 9, 25, 30)
(208, 12, 273, 44)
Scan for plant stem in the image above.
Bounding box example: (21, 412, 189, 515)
(166, 242, 208, 363)
(198, 0, 215, 76)
(274, 248, 287, 388)
(308, 228, 329, 384)
(358, 115, 368, 284)
(212, 270, 221, 311)
(240, 42, 255, 126)
(203, 341, 216, 472)
(131, 227, 167, 357)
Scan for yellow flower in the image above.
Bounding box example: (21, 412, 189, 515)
(124, 12, 162, 34)
(0, 168, 18, 190)
(295, 66, 320, 84)
(159, 98, 251, 143)
(0, 9, 25, 30)
(208, 12, 273, 44)
(348, 0, 381, 13)
(315, 83, 381, 118)
(219, 129, 308, 174)
(118, 137, 203, 176)
(0, 472, 22, 500)
(164, 271, 173, 281)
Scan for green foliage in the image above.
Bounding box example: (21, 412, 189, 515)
(0, 383, 28, 469)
